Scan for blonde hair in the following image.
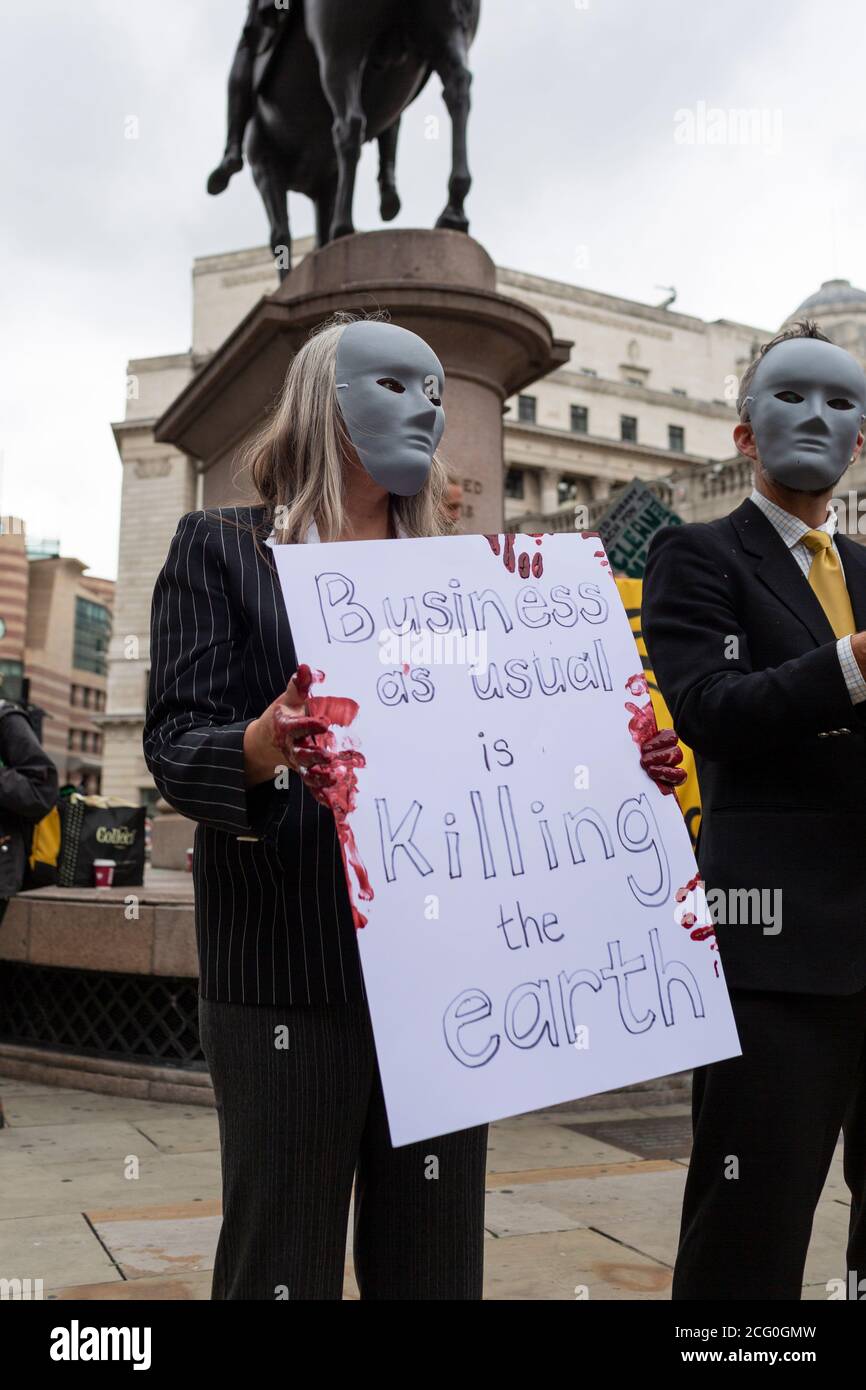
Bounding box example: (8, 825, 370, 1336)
(236, 312, 450, 542)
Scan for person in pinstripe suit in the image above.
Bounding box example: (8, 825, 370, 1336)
(143, 316, 491, 1300)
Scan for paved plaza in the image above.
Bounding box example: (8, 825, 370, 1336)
(0, 1073, 850, 1301)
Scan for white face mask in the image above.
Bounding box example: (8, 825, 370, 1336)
(745, 337, 866, 491)
(335, 321, 446, 496)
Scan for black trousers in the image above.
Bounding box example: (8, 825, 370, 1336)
(198, 995, 488, 1300)
(673, 986, 866, 1300)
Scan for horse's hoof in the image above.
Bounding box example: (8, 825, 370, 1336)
(206, 155, 243, 196)
(435, 208, 469, 233)
(380, 187, 401, 221)
(330, 222, 356, 240)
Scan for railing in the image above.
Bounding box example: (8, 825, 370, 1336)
(509, 477, 678, 533)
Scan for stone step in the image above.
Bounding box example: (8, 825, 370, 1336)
(543, 1071, 691, 1115)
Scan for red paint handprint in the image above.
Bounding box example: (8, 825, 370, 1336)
(484, 533, 544, 578)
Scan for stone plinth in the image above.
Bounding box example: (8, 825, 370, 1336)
(0, 881, 196, 978)
(0, 879, 203, 1102)
(155, 230, 572, 532)
(151, 812, 195, 871)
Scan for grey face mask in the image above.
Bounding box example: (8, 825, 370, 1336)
(744, 337, 866, 491)
(335, 320, 445, 496)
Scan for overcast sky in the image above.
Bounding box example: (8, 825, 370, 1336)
(2, 0, 863, 578)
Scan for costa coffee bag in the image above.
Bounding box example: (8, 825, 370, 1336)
(58, 795, 146, 888)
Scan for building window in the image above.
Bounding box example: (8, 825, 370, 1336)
(73, 598, 111, 676)
(505, 468, 525, 500)
(0, 659, 25, 703)
(557, 477, 580, 505)
(517, 395, 537, 425)
(671, 387, 687, 397)
(620, 415, 638, 443)
(624, 376, 643, 388)
(669, 424, 686, 452)
(570, 404, 589, 434)
(579, 367, 598, 377)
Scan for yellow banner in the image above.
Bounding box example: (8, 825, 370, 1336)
(616, 576, 701, 847)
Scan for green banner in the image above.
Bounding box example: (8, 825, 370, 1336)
(597, 479, 682, 578)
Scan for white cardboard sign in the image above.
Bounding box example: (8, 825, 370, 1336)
(273, 532, 740, 1145)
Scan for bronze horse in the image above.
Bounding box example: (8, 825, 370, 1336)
(213, 0, 480, 275)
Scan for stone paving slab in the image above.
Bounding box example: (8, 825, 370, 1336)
(495, 1167, 686, 1266)
(0, 1120, 161, 1167)
(125, 1109, 221, 1155)
(487, 1158, 680, 1188)
(90, 1213, 221, 1281)
(484, 1188, 588, 1238)
(495, 1106, 652, 1129)
(483, 1227, 672, 1301)
(0, 1078, 77, 1097)
(51, 1270, 214, 1301)
(0, 1151, 222, 1221)
(0, 1212, 120, 1292)
(486, 1120, 636, 1172)
(629, 1103, 693, 1120)
(801, 1192, 850, 1291)
(2, 1090, 210, 1129)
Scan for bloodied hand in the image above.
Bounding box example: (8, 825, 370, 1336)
(639, 727, 687, 792)
(243, 665, 340, 798)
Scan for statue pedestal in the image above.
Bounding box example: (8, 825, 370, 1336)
(150, 808, 194, 871)
(156, 230, 571, 532)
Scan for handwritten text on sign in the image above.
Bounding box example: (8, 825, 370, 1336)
(273, 533, 740, 1146)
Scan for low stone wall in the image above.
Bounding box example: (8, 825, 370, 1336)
(0, 1042, 213, 1106)
(0, 875, 208, 1103)
(0, 880, 197, 977)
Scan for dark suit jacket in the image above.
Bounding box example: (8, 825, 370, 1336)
(643, 498, 866, 994)
(143, 508, 363, 1007)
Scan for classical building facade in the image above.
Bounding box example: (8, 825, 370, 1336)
(497, 268, 767, 527)
(101, 244, 866, 803)
(0, 518, 114, 789)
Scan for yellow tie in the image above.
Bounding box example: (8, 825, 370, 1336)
(802, 530, 856, 638)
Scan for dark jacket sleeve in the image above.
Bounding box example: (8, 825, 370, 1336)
(642, 524, 862, 759)
(0, 713, 59, 821)
(143, 512, 275, 837)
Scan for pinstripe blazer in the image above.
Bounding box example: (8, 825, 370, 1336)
(143, 507, 363, 1007)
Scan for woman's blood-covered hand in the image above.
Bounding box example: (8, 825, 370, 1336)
(243, 668, 335, 789)
(639, 727, 687, 790)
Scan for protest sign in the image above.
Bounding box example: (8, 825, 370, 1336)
(273, 532, 739, 1145)
(597, 479, 682, 578)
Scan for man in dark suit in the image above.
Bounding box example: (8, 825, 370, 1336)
(643, 319, 866, 1300)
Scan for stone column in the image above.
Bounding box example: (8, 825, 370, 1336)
(101, 439, 196, 801)
(539, 467, 561, 515)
